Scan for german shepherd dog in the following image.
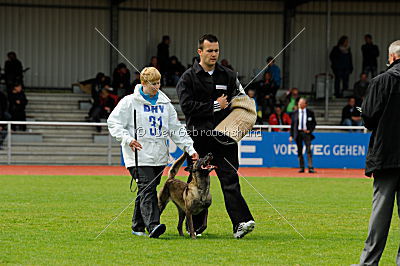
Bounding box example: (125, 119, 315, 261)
(158, 153, 215, 239)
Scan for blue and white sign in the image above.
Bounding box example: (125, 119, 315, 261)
(123, 132, 370, 169)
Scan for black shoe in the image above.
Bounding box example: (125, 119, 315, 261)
(309, 168, 316, 173)
(149, 224, 166, 238)
(298, 168, 305, 173)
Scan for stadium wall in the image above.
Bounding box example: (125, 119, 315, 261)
(1, 0, 400, 90)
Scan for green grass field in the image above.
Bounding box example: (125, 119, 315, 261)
(1, 174, 399, 265)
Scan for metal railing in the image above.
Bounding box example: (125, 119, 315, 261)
(0, 121, 367, 165)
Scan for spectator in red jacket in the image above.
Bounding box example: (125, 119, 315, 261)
(269, 105, 291, 132)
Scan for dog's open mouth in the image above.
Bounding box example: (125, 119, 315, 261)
(201, 164, 216, 170)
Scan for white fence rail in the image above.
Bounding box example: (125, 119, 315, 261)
(0, 121, 367, 165)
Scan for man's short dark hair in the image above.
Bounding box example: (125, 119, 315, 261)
(162, 35, 170, 42)
(365, 34, 372, 39)
(198, 34, 218, 50)
(266, 56, 274, 63)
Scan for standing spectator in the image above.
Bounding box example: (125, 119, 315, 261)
(330, 36, 353, 98)
(281, 87, 300, 115)
(0, 90, 10, 149)
(289, 98, 316, 173)
(112, 63, 131, 98)
(353, 72, 369, 105)
(157, 35, 170, 74)
(166, 56, 185, 86)
(8, 83, 28, 131)
(341, 97, 362, 132)
(362, 34, 379, 78)
(221, 59, 233, 70)
(269, 105, 291, 132)
(4, 52, 23, 94)
(355, 40, 400, 266)
(265, 56, 281, 88)
(256, 71, 278, 120)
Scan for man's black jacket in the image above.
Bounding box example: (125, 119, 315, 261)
(362, 59, 400, 176)
(176, 61, 241, 132)
(290, 108, 317, 141)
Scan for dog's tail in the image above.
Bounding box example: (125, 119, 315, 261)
(168, 153, 187, 179)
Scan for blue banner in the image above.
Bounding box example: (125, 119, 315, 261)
(123, 132, 370, 169)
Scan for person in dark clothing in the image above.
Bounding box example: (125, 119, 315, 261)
(176, 34, 255, 239)
(91, 85, 118, 132)
(269, 105, 291, 132)
(131, 71, 141, 90)
(330, 36, 353, 98)
(4, 52, 23, 94)
(157, 35, 170, 74)
(355, 40, 400, 266)
(0, 90, 10, 149)
(341, 97, 362, 132)
(256, 71, 278, 121)
(289, 98, 317, 173)
(353, 73, 369, 105)
(112, 63, 131, 98)
(8, 83, 28, 131)
(362, 34, 379, 78)
(81, 72, 107, 119)
(166, 56, 185, 86)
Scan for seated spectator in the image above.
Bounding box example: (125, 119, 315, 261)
(8, 83, 28, 131)
(131, 71, 141, 89)
(166, 56, 185, 86)
(353, 72, 369, 105)
(281, 88, 300, 115)
(112, 63, 131, 98)
(80, 72, 107, 103)
(4, 52, 23, 94)
(221, 59, 233, 70)
(247, 88, 262, 124)
(256, 71, 278, 121)
(91, 85, 118, 132)
(147, 56, 160, 71)
(269, 105, 291, 132)
(341, 97, 362, 132)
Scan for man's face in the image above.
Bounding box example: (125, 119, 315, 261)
(365, 36, 372, 44)
(198, 40, 219, 67)
(389, 53, 397, 65)
(292, 89, 299, 98)
(247, 90, 255, 98)
(360, 74, 368, 81)
(275, 107, 282, 115)
(298, 99, 307, 109)
(349, 98, 355, 106)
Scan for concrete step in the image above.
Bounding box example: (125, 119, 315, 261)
(43, 135, 93, 143)
(26, 92, 91, 101)
(7, 145, 120, 153)
(0, 155, 121, 165)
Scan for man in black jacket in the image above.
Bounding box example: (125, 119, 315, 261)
(289, 98, 317, 173)
(356, 40, 400, 266)
(176, 34, 255, 239)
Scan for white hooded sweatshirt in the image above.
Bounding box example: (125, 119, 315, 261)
(107, 84, 196, 168)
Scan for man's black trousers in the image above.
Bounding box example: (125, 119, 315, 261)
(296, 131, 313, 170)
(188, 135, 254, 232)
(128, 166, 165, 233)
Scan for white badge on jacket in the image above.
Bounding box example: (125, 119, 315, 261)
(216, 85, 227, 91)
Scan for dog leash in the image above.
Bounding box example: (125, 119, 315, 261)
(130, 109, 139, 193)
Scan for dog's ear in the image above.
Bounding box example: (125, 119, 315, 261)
(184, 165, 193, 172)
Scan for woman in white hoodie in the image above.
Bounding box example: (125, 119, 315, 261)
(107, 67, 198, 238)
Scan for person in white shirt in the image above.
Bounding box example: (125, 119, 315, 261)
(289, 98, 317, 173)
(107, 67, 198, 238)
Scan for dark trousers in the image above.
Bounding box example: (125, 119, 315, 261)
(296, 132, 313, 170)
(334, 69, 350, 97)
(188, 135, 254, 232)
(359, 169, 400, 266)
(128, 166, 165, 233)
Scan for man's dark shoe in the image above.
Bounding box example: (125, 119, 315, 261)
(298, 168, 305, 173)
(309, 168, 316, 173)
(149, 224, 166, 238)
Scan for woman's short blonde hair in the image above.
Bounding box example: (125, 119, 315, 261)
(140, 67, 161, 84)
